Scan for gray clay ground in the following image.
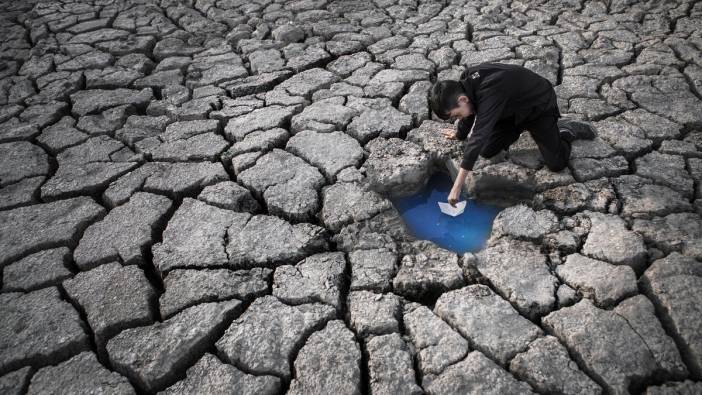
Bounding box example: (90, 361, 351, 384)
(1, 0, 702, 394)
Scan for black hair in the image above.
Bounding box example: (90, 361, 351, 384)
(429, 80, 465, 120)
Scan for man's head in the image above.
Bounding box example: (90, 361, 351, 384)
(429, 80, 473, 122)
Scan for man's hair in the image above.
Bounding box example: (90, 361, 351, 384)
(429, 80, 465, 120)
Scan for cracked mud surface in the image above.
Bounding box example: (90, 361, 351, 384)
(1, 0, 701, 393)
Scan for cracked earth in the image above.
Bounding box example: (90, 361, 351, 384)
(0, 0, 701, 394)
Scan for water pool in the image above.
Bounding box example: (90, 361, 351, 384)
(391, 172, 504, 254)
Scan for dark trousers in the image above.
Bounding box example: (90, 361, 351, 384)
(479, 108, 571, 172)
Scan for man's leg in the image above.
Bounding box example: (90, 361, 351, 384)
(522, 111, 572, 172)
(479, 119, 521, 159)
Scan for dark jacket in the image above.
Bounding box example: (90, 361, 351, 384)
(454, 62, 559, 170)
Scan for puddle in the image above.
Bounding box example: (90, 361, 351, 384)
(391, 171, 504, 254)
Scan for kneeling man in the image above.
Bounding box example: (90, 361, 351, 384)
(430, 62, 596, 206)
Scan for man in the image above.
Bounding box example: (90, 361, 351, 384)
(429, 62, 596, 206)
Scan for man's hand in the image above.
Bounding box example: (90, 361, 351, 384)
(440, 128, 457, 140)
(448, 184, 461, 207)
(448, 167, 470, 207)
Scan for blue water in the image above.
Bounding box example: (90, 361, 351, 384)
(391, 172, 504, 254)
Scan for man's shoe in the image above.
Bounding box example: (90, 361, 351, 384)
(559, 128, 576, 143)
(558, 119, 596, 141)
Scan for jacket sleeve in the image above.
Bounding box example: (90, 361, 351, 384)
(459, 74, 510, 170)
(455, 115, 475, 140)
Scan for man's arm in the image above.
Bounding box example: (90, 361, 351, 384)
(448, 166, 470, 206)
(454, 115, 475, 140)
(448, 72, 510, 206)
(459, 73, 510, 171)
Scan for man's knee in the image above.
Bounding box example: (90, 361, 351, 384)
(479, 145, 502, 159)
(545, 159, 568, 172)
(478, 150, 493, 159)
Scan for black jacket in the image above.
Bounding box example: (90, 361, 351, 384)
(454, 62, 559, 170)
